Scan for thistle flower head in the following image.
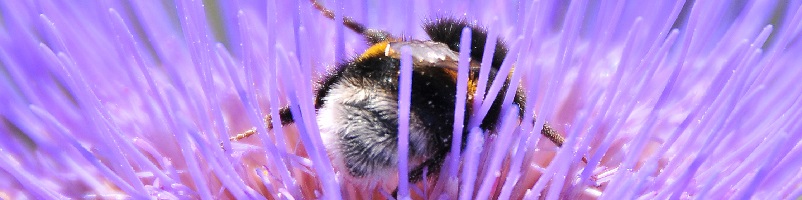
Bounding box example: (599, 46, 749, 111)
(1, 0, 801, 199)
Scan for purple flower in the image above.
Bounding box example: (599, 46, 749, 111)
(1, 0, 801, 199)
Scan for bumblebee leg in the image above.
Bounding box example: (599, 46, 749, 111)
(541, 123, 564, 147)
(542, 123, 589, 163)
(229, 128, 259, 141)
(226, 106, 295, 142)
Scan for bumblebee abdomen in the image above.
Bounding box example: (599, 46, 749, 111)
(316, 55, 461, 179)
(315, 47, 526, 181)
(311, 16, 528, 182)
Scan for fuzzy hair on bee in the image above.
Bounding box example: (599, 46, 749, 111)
(229, 0, 568, 191)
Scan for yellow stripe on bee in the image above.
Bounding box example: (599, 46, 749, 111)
(359, 41, 389, 60)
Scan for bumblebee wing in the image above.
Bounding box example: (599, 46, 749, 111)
(385, 41, 465, 73)
(422, 18, 508, 70)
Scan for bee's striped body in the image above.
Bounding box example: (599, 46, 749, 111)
(231, 1, 567, 189)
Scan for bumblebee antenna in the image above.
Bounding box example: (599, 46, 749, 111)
(311, 0, 365, 33)
(310, 0, 395, 44)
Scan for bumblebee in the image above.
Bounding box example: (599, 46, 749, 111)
(231, 0, 566, 188)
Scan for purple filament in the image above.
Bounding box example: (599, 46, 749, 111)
(2, 0, 802, 199)
(397, 46, 413, 198)
(447, 27, 473, 178)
